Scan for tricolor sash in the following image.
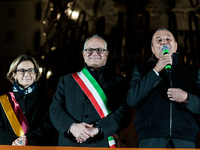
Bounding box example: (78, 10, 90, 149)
(72, 67, 116, 148)
(0, 92, 29, 138)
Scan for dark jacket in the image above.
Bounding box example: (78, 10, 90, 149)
(0, 89, 56, 145)
(126, 53, 200, 143)
(50, 65, 131, 147)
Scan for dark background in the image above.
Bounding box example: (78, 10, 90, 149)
(0, 0, 200, 147)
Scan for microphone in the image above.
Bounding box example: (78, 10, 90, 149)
(161, 45, 171, 73)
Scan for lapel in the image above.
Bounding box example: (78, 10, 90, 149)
(14, 91, 39, 126)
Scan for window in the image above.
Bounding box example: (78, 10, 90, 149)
(34, 31, 41, 50)
(36, 2, 42, 20)
(8, 8, 15, 18)
(6, 31, 14, 43)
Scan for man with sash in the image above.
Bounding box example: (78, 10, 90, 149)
(50, 35, 131, 147)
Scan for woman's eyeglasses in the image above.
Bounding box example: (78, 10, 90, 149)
(16, 68, 36, 75)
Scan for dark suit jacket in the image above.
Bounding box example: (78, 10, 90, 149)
(50, 66, 131, 147)
(0, 90, 56, 145)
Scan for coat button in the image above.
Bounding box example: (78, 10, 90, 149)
(188, 106, 193, 111)
(86, 100, 91, 104)
(84, 114, 90, 118)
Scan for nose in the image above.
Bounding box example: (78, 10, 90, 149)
(161, 38, 167, 45)
(91, 49, 98, 55)
(24, 71, 30, 76)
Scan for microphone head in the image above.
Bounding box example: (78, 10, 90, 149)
(161, 45, 170, 54)
(161, 45, 171, 73)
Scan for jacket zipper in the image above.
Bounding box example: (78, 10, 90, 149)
(169, 70, 173, 138)
(170, 101, 172, 138)
(150, 54, 174, 138)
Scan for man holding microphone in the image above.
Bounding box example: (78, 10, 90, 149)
(126, 28, 200, 148)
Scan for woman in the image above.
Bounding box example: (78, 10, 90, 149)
(0, 54, 56, 146)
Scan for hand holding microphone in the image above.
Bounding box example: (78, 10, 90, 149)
(161, 45, 172, 73)
(154, 45, 172, 73)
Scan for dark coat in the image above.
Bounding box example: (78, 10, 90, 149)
(126, 53, 200, 143)
(50, 66, 131, 147)
(0, 89, 56, 145)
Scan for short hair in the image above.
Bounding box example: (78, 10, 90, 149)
(83, 34, 108, 50)
(6, 54, 41, 84)
(151, 28, 176, 46)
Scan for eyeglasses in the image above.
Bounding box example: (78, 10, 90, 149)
(16, 68, 36, 75)
(84, 48, 108, 55)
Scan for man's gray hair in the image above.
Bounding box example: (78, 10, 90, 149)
(151, 28, 176, 46)
(83, 34, 108, 50)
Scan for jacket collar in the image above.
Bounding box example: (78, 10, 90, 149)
(84, 63, 106, 76)
(83, 63, 110, 85)
(14, 90, 38, 102)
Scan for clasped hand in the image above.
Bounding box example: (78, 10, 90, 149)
(12, 135, 26, 146)
(69, 122, 99, 143)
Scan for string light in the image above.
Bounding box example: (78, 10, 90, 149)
(51, 46, 56, 51)
(41, 55, 45, 59)
(46, 71, 52, 79)
(39, 67, 43, 74)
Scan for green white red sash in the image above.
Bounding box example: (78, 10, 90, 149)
(72, 67, 116, 148)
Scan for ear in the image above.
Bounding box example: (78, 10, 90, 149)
(106, 51, 109, 57)
(174, 42, 178, 52)
(82, 50, 85, 57)
(151, 46, 155, 54)
(12, 72, 17, 80)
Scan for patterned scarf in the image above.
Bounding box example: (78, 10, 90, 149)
(12, 81, 37, 95)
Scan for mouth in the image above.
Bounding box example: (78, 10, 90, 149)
(23, 78, 32, 81)
(89, 56, 101, 59)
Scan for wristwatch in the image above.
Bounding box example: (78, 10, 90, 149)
(93, 122, 102, 134)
